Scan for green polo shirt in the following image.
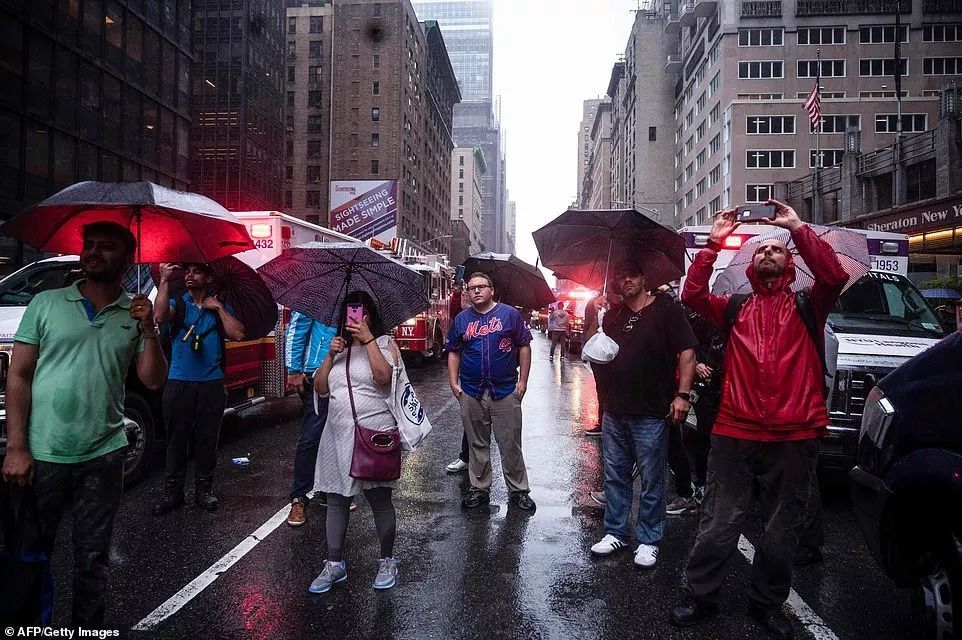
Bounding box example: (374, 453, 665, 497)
(14, 280, 145, 464)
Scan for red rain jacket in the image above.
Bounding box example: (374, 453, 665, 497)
(681, 224, 848, 442)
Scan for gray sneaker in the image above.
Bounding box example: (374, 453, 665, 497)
(373, 557, 398, 590)
(308, 560, 347, 593)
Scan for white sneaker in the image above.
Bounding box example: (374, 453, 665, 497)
(590, 534, 628, 557)
(634, 543, 658, 569)
(445, 458, 468, 473)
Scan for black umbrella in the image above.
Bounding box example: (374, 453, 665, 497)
(533, 208, 685, 294)
(151, 257, 278, 340)
(462, 252, 555, 310)
(257, 242, 430, 330)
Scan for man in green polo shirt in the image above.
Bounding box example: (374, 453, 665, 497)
(1, 221, 167, 626)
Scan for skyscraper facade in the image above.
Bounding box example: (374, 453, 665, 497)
(190, 0, 286, 211)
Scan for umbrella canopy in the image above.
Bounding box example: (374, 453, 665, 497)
(461, 252, 555, 310)
(921, 288, 962, 300)
(1, 181, 254, 263)
(257, 242, 430, 330)
(150, 257, 278, 340)
(711, 225, 870, 296)
(532, 209, 685, 292)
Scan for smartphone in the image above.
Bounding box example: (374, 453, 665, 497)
(346, 304, 365, 325)
(735, 204, 775, 222)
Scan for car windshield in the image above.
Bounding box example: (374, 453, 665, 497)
(0, 263, 153, 306)
(829, 272, 945, 338)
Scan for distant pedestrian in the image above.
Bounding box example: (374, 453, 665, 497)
(671, 201, 847, 640)
(309, 292, 402, 593)
(1, 222, 167, 625)
(283, 311, 338, 526)
(447, 272, 535, 511)
(152, 262, 245, 514)
(588, 260, 696, 569)
(547, 302, 570, 361)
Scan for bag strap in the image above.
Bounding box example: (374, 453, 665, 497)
(794, 289, 829, 379)
(345, 346, 360, 426)
(722, 293, 750, 344)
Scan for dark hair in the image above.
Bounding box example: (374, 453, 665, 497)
(613, 260, 646, 277)
(344, 291, 386, 337)
(183, 262, 215, 276)
(82, 221, 137, 257)
(466, 271, 494, 289)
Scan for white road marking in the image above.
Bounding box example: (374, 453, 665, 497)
(132, 504, 290, 631)
(737, 535, 841, 640)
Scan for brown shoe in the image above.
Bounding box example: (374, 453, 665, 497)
(287, 498, 307, 527)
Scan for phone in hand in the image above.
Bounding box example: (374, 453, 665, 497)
(346, 304, 365, 326)
(735, 204, 776, 222)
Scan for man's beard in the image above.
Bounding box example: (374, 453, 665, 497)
(83, 264, 124, 283)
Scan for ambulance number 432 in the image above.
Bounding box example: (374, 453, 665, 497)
(254, 239, 274, 249)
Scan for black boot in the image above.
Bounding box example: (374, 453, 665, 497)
(748, 603, 794, 640)
(152, 479, 185, 516)
(195, 477, 218, 511)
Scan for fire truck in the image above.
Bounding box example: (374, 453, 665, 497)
(378, 237, 455, 366)
(0, 212, 361, 485)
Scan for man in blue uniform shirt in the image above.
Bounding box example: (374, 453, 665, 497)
(446, 272, 535, 511)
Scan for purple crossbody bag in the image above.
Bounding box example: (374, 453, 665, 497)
(346, 344, 401, 481)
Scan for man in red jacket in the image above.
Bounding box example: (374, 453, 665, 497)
(670, 200, 847, 640)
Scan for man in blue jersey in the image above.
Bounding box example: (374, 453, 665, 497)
(284, 311, 337, 526)
(446, 272, 535, 512)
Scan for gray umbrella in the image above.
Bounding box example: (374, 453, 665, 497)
(257, 242, 430, 330)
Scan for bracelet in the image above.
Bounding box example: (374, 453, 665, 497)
(676, 392, 691, 401)
(361, 337, 376, 345)
(144, 335, 159, 340)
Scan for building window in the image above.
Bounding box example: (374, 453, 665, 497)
(746, 184, 774, 202)
(798, 60, 845, 78)
(286, 141, 294, 158)
(737, 28, 784, 46)
(648, 126, 656, 141)
(796, 91, 846, 99)
(696, 178, 707, 198)
(684, 162, 694, 181)
(371, 159, 379, 174)
(284, 190, 293, 208)
(746, 115, 795, 134)
(350, 133, 358, 147)
(373, 3, 381, 16)
(285, 166, 293, 182)
(746, 150, 795, 169)
(860, 58, 908, 77)
(709, 164, 720, 187)
(307, 115, 322, 133)
(287, 91, 295, 107)
(288, 40, 296, 58)
(923, 57, 962, 75)
(696, 149, 707, 170)
(309, 66, 321, 84)
(373, 54, 380, 69)
(371, 133, 379, 148)
(697, 92, 706, 113)
(309, 41, 322, 59)
(810, 149, 845, 168)
(738, 61, 783, 79)
(858, 90, 908, 98)
(286, 115, 295, 132)
(924, 25, 962, 42)
(709, 133, 720, 156)
(288, 16, 296, 34)
(373, 81, 380, 95)
(686, 110, 694, 128)
(685, 137, 694, 155)
(797, 26, 845, 45)
(459, 155, 464, 166)
(709, 195, 721, 215)
(696, 121, 706, 142)
(709, 72, 721, 95)
(308, 90, 322, 107)
(859, 25, 908, 44)
(309, 16, 323, 33)
(287, 66, 295, 82)
(458, 195, 463, 206)
(708, 103, 720, 126)
(307, 165, 322, 183)
(875, 113, 927, 133)
(458, 168, 464, 179)
(458, 182, 464, 192)
(371, 107, 380, 122)
(736, 93, 784, 100)
(307, 140, 322, 158)
(306, 191, 321, 208)
(685, 190, 694, 207)
(816, 114, 861, 133)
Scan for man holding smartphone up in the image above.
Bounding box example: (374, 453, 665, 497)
(672, 200, 848, 639)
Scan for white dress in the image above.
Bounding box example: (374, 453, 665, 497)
(313, 335, 399, 497)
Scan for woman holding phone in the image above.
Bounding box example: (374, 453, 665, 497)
(310, 291, 402, 593)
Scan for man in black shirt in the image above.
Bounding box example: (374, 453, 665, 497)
(589, 260, 697, 569)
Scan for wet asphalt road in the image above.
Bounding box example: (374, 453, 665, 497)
(45, 332, 913, 639)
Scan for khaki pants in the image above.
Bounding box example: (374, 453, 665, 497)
(459, 391, 530, 493)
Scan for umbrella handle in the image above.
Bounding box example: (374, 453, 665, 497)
(601, 237, 613, 299)
(135, 207, 142, 294)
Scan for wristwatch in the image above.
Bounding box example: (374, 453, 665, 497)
(676, 392, 691, 402)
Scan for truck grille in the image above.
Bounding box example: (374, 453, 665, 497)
(830, 368, 888, 425)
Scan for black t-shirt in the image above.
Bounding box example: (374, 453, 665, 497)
(600, 295, 698, 418)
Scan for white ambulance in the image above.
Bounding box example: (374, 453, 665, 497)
(680, 224, 947, 470)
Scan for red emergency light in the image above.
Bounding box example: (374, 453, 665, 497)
(723, 235, 744, 249)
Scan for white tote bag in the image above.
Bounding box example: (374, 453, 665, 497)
(386, 341, 433, 451)
(581, 307, 619, 364)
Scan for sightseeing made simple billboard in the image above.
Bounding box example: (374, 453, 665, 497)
(328, 180, 399, 243)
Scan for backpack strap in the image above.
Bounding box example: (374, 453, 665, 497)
(722, 293, 750, 344)
(794, 289, 828, 380)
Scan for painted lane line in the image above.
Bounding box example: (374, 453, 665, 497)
(737, 534, 841, 640)
(132, 504, 290, 631)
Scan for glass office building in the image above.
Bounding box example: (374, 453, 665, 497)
(410, 0, 492, 102)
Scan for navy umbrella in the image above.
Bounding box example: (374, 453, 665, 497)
(257, 242, 429, 330)
(462, 252, 555, 310)
(533, 208, 685, 293)
(921, 288, 962, 300)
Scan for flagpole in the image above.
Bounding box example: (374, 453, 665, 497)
(813, 49, 822, 224)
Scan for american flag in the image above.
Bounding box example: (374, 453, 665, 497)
(804, 80, 821, 129)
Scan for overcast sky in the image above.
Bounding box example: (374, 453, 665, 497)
(491, 0, 641, 267)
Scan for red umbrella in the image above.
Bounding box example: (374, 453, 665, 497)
(1, 181, 254, 265)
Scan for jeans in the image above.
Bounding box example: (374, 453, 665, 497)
(289, 378, 329, 501)
(162, 380, 226, 482)
(602, 413, 668, 545)
(548, 331, 566, 358)
(684, 435, 818, 607)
